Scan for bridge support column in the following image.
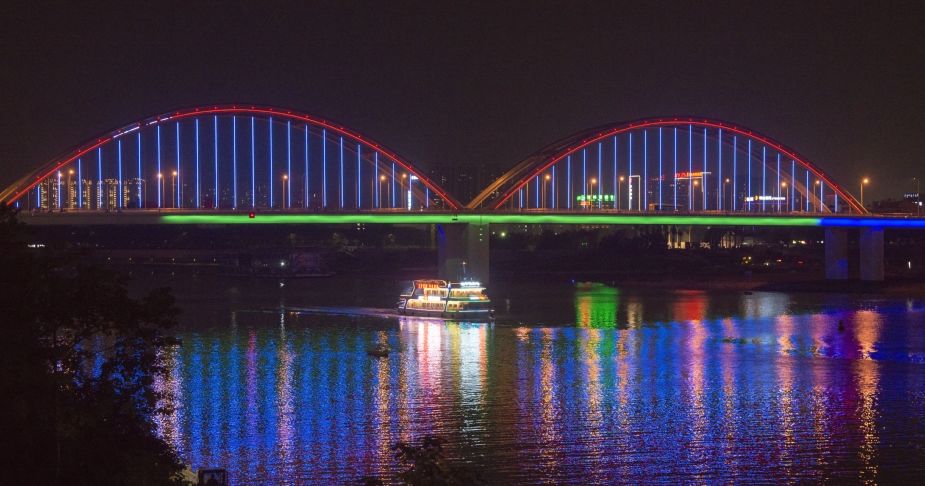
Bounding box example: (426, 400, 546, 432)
(859, 227, 885, 282)
(437, 223, 490, 283)
(824, 227, 849, 280)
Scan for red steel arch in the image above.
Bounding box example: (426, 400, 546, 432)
(1, 104, 462, 209)
(468, 117, 865, 213)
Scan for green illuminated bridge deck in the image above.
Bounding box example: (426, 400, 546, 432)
(18, 211, 925, 229)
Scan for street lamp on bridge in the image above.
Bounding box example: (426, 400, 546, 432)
(171, 170, 178, 209)
(781, 181, 789, 212)
(618, 176, 625, 211)
(282, 174, 288, 209)
(157, 173, 163, 209)
(380, 175, 387, 208)
(860, 177, 870, 208)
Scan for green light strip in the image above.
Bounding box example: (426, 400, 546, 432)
(161, 213, 822, 227)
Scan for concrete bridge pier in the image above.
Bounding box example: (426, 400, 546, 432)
(859, 227, 885, 281)
(824, 226, 885, 281)
(437, 223, 490, 283)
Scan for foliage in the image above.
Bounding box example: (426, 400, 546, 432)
(0, 205, 185, 485)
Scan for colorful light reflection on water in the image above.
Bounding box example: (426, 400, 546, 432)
(156, 283, 925, 484)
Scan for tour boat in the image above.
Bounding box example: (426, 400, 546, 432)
(397, 279, 494, 319)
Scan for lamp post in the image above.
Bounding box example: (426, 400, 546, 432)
(815, 180, 822, 213)
(589, 178, 597, 209)
(67, 169, 74, 209)
(618, 176, 625, 211)
(781, 181, 789, 212)
(380, 175, 386, 208)
(282, 174, 288, 209)
(860, 177, 869, 209)
(171, 170, 178, 209)
(723, 178, 730, 212)
(693, 179, 700, 212)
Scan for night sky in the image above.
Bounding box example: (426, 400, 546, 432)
(2, 1, 923, 201)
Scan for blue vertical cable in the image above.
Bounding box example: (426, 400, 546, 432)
(761, 146, 767, 212)
(195, 119, 200, 208)
(250, 117, 256, 208)
(688, 125, 693, 211)
(425, 186, 429, 208)
(157, 125, 162, 208)
(612, 136, 617, 209)
(390, 161, 395, 208)
(703, 128, 707, 210)
(57, 172, 61, 208)
(339, 136, 344, 209)
(732, 137, 737, 211)
(582, 149, 587, 207)
(628, 134, 633, 210)
(658, 128, 663, 210)
(567, 155, 572, 209)
(747, 139, 752, 211)
(373, 152, 379, 208)
(791, 160, 796, 212)
(714, 130, 721, 210)
(97, 147, 102, 209)
(322, 129, 328, 208)
(286, 121, 292, 208)
(214, 116, 219, 209)
(304, 126, 310, 208)
(643, 130, 648, 211)
(673, 128, 678, 210)
(820, 181, 825, 212)
(805, 170, 810, 211)
(552, 165, 557, 209)
(597, 142, 602, 208)
(137, 132, 142, 208)
(117, 140, 123, 209)
(535, 175, 540, 208)
(176, 122, 181, 208)
(77, 158, 82, 209)
(268, 118, 274, 208)
(776, 153, 781, 212)
(232, 116, 238, 209)
(356, 143, 362, 208)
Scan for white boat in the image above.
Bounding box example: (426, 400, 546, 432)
(397, 279, 494, 320)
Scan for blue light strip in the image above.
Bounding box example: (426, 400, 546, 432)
(117, 140, 123, 209)
(176, 122, 181, 208)
(137, 132, 142, 208)
(339, 136, 344, 209)
(732, 136, 737, 211)
(776, 153, 780, 212)
(628, 134, 633, 210)
(552, 164, 557, 209)
(643, 130, 648, 211)
(535, 175, 540, 208)
(304, 125, 309, 208)
(356, 143, 362, 208)
(214, 116, 219, 209)
(761, 145, 766, 212)
(747, 139, 752, 211)
(612, 136, 617, 210)
(820, 180, 824, 212)
(97, 147, 102, 209)
(805, 170, 809, 212)
(390, 161, 395, 208)
(322, 129, 328, 208)
(703, 128, 707, 210)
(269, 117, 274, 208)
(77, 158, 82, 209)
(157, 125, 162, 208)
(287, 121, 292, 208)
(250, 117, 256, 209)
(232, 117, 238, 209)
(373, 152, 379, 208)
(582, 148, 587, 208)
(820, 217, 925, 228)
(567, 155, 572, 209)
(597, 142, 602, 208)
(717, 129, 722, 210)
(57, 171, 61, 208)
(658, 128, 663, 210)
(195, 119, 200, 208)
(791, 160, 795, 212)
(673, 128, 677, 210)
(688, 125, 692, 211)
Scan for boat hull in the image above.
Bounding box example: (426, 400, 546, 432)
(398, 307, 493, 320)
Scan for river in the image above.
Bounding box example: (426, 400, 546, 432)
(143, 273, 925, 484)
